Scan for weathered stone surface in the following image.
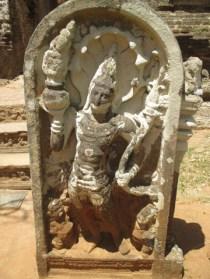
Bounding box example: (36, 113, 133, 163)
(202, 69, 210, 101)
(0, 76, 30, 189)
(24, 0, 185, 278)
(194, 102, 210, 129)
(176, 57, 203, 163)
(0, 152, 30, 190)
(0, 189, 27, 209)
(168, 56, 203, 243)
(0, 122, 28, 152)
(184, 57, 203, 96)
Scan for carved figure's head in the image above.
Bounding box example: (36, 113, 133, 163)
(84, 56, 117, 113)
(90, 77, 115, 109)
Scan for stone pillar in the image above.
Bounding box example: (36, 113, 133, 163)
(168, 57, 203, 240)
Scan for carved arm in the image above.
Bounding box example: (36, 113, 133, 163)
(41, 21, 76, 151)
(115, 66, 169, 189)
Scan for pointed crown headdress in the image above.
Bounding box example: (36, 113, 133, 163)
(83, 46, 117, 110)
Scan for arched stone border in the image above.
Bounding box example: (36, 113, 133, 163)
(24, 0, 183, 277)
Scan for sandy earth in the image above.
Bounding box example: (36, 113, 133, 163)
(175, 129, 210, 279)
(0, 76, 25, 106)
(175, 201, 210, 279)
(0, 192, 39, 279)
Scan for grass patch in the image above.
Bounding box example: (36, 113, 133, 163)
(178, 146, 210, 196)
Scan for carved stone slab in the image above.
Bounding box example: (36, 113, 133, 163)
(24, 1, 184, 278)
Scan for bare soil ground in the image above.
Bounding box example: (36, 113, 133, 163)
(175, 129, 210, 279)
(0, 76, 24, 106)
(178, 129, 210, 203)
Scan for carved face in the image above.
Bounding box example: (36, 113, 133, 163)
(90, 85, 114, 111)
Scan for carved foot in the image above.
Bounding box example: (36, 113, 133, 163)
(87, 242, 99, 254)
(52, 237, 64, 250)
(119, 239, 130, 255)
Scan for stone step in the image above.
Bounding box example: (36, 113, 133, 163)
(48, 268, 152, 279)
(0, 121, 28, 153)
(158, 11, 210, 39)
(0, 104, 26, 122)
(0, 152, 30, 190)
(194, 102, 210, 129)
(0, 76, 29, 189)
(0, 179, 31, 190)
(0, 152, 29, 167)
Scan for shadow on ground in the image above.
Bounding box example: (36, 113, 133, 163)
(173, 218, 205, 255)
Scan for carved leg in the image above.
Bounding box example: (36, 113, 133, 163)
(98, 195, 131, 255)
(72, 203, 102, 246)
(81, 210, 102, 253)
(131, 203, 158, 254)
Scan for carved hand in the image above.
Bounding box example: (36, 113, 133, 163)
(116, 164, 140, 188)
(41, 87, 70, 151)
(110, 115, 136, 133)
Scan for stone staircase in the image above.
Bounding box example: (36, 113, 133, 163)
(0, 76, 30, 190)
(159, 11, 210, 39)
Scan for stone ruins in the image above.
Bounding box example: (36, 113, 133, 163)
(24, 0, 202, 278)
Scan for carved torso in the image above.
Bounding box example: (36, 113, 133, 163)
(69, 110, 118, 192)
